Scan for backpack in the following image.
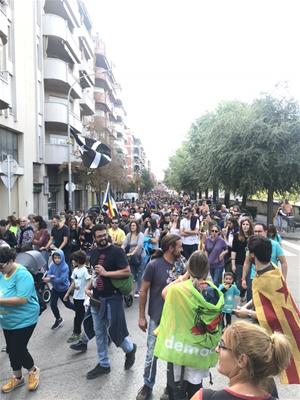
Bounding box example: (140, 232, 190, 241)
(111, 274, 134, 296)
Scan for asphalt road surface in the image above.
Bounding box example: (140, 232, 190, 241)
(1, 240, 300, 399)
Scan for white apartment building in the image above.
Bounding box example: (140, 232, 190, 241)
(0, 0, 95, 219)
(0, 0, 146, 219)
(0, 0, 44, 218)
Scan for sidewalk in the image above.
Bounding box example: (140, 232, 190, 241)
(256, 214, 300, 241)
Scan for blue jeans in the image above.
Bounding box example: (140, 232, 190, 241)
(91, 304, 133, 367)
(143, 319, 158, 389)
(210, 266, 224, 286)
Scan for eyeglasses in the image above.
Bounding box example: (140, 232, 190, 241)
(217, 339, 232, 351)
(210, 229, 219, 233)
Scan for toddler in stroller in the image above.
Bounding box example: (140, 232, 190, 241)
(15, 250, 52, 307)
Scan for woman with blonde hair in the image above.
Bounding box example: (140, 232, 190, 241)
(191, 320, 291, 400)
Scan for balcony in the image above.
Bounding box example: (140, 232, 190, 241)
(43, 14, 81, 63)
(44, 101, 82, 133)
(44, 0, 81, 29)
(94, 91, 112, 112)
(0, 71, 10, 109)
(44, 138, 79, 165)
(44, 58, 82, 98)
(95, 67, 113, 92)
(79, 25, 94, 59)
(0, 6, 8, 45)
(80, 90, 95, 116)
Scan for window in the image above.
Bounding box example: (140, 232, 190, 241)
(49, 135, 67, 146)
(0, 128, 18, 161)
(0, 39, 5, 71)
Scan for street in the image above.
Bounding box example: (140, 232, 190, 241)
(0, 239, 300, 400)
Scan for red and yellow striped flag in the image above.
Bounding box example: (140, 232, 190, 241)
(253, 267, 300, 384)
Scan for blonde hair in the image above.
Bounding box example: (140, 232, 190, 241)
(226, 321, 291, 385)
(187, 250, 209, 280)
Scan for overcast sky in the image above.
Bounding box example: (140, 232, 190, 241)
(86, 0, 300, 180)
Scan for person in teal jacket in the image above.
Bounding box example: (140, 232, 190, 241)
(219, 272, 240, 328)
(0, 247, 40, 393)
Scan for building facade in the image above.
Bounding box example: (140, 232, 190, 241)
(0, 0, 147, 220)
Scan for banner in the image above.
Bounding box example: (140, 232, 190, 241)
(71, 128, 111, 168)
(253, 267, 300, 384)
(102, 182, 119, 219)
(154, 279, 224, 369)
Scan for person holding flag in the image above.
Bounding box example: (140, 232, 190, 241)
(102, 182, 119, 220)
(234, 235, 300, 392)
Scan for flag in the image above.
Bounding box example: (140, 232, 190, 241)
(102, 182, 119, 219)
(252, 267, 300, 384)
(71, 128, 111, 168)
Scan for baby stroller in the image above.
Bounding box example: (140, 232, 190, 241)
(16, 250, 52, 304)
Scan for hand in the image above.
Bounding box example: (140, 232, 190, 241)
(233, 307, 249, 318)
(85, 289, 93, 298)
(94, 265, 108, 277)
(39, 247, 45, 251)
(224, 283, 231, 290)
(219, 254, 224, 261)
(43, 277, 51, 283)
(63, 295, 69, 302)
(138, 317, 148, 332)
(241, 279, 247, 289)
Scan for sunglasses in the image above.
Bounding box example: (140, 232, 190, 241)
(218, 339, 232, 351)
(211, 229, 219, 233)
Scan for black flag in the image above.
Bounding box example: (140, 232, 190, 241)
(71, 129, 111, 168)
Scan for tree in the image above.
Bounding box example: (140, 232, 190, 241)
(140, 168, 155, 194)
(164, 89, 300, 223)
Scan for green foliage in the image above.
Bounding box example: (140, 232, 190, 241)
(140, 168, 155, 194)
(164, 88, 300, 222)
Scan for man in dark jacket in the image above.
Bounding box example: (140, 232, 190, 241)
(0, 219, 17, 248)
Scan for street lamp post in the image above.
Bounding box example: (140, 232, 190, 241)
(67, 73, 95, 211)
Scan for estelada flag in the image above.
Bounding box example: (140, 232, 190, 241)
(102, 182, 118, 219)
(253, 267, 300, 384)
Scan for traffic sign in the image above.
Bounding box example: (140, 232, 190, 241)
(0, 175, 17, 189)
(65, 182, 76, 192)
(1, 158, 18, 176)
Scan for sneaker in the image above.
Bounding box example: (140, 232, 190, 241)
(70, 340, 87, 352)
(86, 364, 111, 380)
(124, 343, 137, 370)
(1, 376, 25, 393)
(134, 292, 140, 298)
(67, 333, 81, 343)
(51, 318, 64, 330)
(136, 384, 152, 400)
(27, 367, 40, 391)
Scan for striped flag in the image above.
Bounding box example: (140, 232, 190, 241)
(252, 267, 300, 384)
(102, 182, 119, 219)
(71, 129, 111, 168)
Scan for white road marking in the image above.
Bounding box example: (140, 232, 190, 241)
(282, 240, 300, 252)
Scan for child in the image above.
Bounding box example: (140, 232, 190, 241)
(43, 249, 75, 329)
(63, 250, 91, 343)
(219, 272, 240, 328)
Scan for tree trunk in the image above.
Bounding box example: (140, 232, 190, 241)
(242, 192, 247, 207)
(267, 187, 274, 225)
(205, 189, 209, 199)
(199, 189, 202, 199)
(224, 191, 230, 207)
(213, 186, 218, 204)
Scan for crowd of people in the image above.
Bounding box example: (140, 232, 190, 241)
(0, 194, 298, 400)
